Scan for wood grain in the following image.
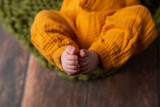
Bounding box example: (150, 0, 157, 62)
(158, 33, 160, 106)
(21, 55, 88, 107)
(21, 39, 159, 107)
(0, 23, 30, 107)
(87, 39, 159, 107)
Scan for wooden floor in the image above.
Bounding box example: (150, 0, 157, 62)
(0, 22, 159, 107)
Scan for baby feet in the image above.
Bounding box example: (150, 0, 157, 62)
(61, 46, 80, 76)
(78, 49, 99, 75)
(61, 45, 99, 75)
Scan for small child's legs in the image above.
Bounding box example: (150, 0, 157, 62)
(31, 10, 79, 71)
(31, 4, 157, 75)
(31, 9, 100, 75)
(89, 5, 157, 70)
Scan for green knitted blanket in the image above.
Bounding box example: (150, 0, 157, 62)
(0, 0, 159, 81)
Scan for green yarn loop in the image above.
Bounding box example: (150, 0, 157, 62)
(0, 0, 159, 81)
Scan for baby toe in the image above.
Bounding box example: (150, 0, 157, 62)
(79, 57, 88, 63)
(80, 60, 88, 66)
(79, 49, 87, 57)
(66, 54, 78, 61)
(80, 66, 88, 71)
(65, 45, 74, 52)
(65, 59, 79, 66)
(65, 45, 77, 55)
(66, 64, 80, 70)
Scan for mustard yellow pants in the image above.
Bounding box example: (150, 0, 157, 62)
(31, 0, 157, 71)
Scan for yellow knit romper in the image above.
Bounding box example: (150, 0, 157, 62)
(31, 0, 157, 72)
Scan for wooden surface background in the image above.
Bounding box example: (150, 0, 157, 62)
(0, 21, 159, 107)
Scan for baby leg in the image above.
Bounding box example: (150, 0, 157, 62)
(31, 10, 79, 72)
(89, 5, 157, 71)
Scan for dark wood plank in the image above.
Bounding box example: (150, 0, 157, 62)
(158, 33, 160, 106)
(0, 23, 30, 107)
(21, 55, 88, 107)
(87, 40, 158, 107)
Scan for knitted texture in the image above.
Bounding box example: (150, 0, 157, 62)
(0, 0, 159, 81)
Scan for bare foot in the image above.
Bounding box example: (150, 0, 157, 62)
(78, 49, 99, 75)
(61, 45, 80, 75)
